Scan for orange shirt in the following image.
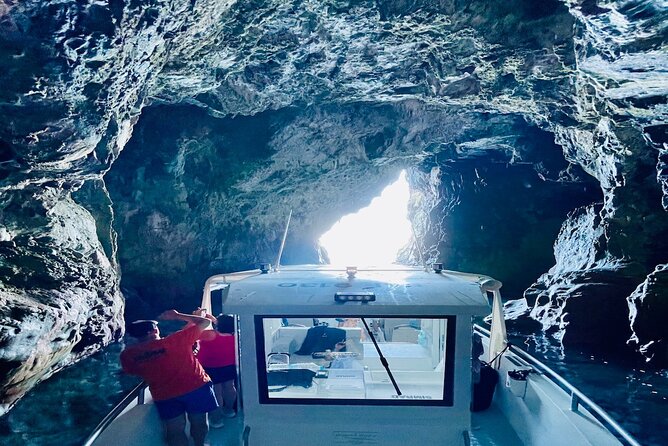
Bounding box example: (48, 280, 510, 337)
(121, 325, 210, 401)
(197, 333, 236, 368)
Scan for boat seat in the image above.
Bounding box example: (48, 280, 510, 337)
(383, 318, 420, 341)
(270, 326, 363, 356)
(282, 318, 317, 327)
(392, 325, 420, 343)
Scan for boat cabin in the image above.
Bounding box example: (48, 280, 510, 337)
(221, 265, 490, 445)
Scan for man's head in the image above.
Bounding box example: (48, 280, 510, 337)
(126, 320, 159, 340)
(216, 315, 235, 334)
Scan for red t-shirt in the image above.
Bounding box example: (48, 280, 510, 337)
(197, 333, 236, 368)
(121, 325, 210, 401)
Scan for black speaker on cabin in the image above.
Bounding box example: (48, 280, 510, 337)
(472, 363, 499, 412)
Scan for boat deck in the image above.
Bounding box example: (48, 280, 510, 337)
(470, 404, 523, 445)
(208, 407, 521, 446)
(98, 404, 522, 446)
(96, 400, 522, 446)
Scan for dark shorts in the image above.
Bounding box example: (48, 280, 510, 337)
(154, 382, 218, 420)
(204, 365, 237, 384)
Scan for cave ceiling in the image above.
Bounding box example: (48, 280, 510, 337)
(0, 0, 666, 413)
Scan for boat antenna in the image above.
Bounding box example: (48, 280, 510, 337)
(274, 209, 292, 272)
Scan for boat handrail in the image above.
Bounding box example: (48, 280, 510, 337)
(82, 381, 147, 446)
(201, 269, 262, 312)
(473, 324, 641, 446)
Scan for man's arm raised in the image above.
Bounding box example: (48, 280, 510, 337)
(159, 309, 211, 330)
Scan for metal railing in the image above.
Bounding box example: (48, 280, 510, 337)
(81, 381, 147, 446)
(474, 324, 641, 446)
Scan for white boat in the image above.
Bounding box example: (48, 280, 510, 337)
(85, 265, 640, 446)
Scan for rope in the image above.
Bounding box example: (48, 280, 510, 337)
(487, 342, 511, 367)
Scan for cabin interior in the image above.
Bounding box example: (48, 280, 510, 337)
(260, 317, 451, 401)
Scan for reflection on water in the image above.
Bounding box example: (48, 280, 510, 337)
(0, 330, 666, 445)
(508, 330, 668, 446)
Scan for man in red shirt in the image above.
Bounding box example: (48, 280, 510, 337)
(121, 310, 218, 446)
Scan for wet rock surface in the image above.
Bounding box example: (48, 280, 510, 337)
(1, 0, 666, 414)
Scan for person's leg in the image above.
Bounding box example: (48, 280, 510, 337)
(183, 382, 219, 435)
(203, 368, 225, 425)
(162, 415, 188, 446)
(222, 379, 237, 413)
(187, 412, 208, 446)
(207, 382, 225, 425)
(214, 382, 224, 410)
(155, 398, 188, 446)
(217, 366, 238, 416)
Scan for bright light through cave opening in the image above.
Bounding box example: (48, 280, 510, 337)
(319, 170, 412, 266)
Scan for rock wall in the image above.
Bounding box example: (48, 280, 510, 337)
(0, 187, 123, 414)
(0, 0, 666, 413)
(0, 0, 232, 414)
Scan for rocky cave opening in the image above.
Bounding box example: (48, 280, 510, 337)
(0, 0, 667, 444)
(318, 170, 412, 266)
(99, 101, 605, 322)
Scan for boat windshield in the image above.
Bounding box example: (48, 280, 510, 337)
(255, 316, 455, 406)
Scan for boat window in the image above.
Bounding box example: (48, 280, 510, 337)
(255, 316, 455, 406)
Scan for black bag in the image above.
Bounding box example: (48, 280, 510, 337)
(472, 362, 499, 412)
(267, 369, 316, 391)
(293, 325, 346, 355)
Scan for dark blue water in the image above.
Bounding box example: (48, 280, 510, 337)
(507, 331, 668, 446)
(0, 333, 665, 445)
(0, 343, 140, 446)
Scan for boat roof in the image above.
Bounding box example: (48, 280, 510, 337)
(223, 265, 490, 316)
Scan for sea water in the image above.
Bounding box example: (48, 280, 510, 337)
(507, 331, 668, 446)
(0, 343, 139, 446)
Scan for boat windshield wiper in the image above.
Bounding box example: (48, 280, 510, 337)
(361, 318, 402, 396)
